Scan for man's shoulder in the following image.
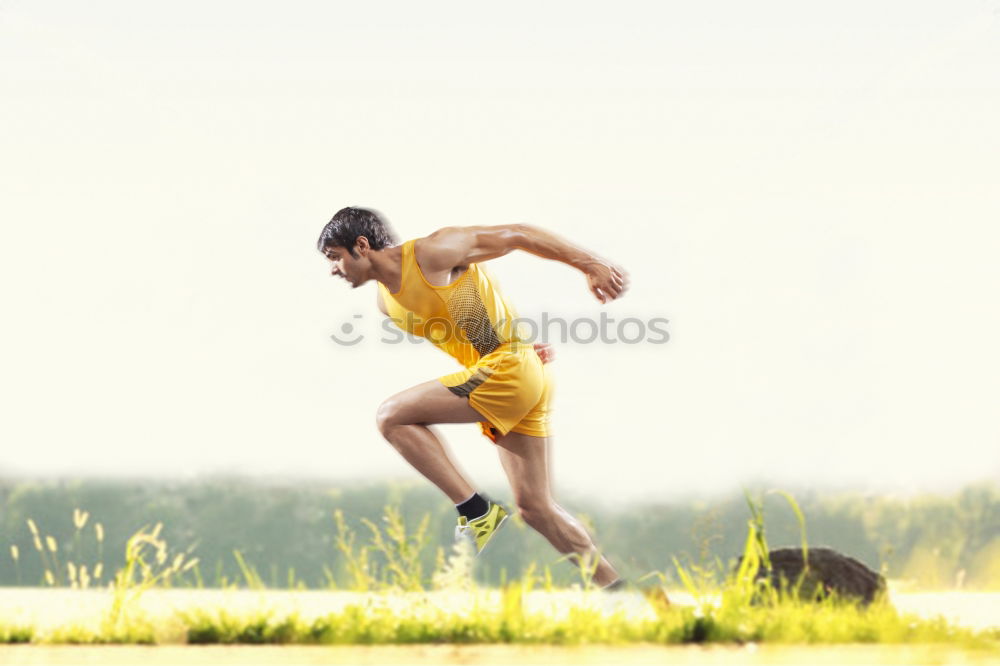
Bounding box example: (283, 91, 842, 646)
(412, 228, 472, 272)
(413, 227, 469, 249)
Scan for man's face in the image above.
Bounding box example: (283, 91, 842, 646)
(322, 245, 364, 288)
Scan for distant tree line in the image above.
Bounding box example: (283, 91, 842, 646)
(1, 477, 997, 589)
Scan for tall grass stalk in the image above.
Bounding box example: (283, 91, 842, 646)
(360, 505, 431, 592)
(333, 509, 372, 592)
(104, 522, 194, 635)
(232, 550, 265, 590)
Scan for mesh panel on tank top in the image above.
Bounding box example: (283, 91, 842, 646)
(445, 276, 503, 357)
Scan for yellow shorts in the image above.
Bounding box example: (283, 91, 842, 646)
(438, 342, 554, 443)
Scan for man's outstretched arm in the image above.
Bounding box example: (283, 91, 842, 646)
(419, 224, 629, 303)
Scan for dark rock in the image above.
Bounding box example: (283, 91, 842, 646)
(735, 547, 887, 605)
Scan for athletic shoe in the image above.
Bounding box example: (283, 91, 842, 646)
(455, 501, 509, 556)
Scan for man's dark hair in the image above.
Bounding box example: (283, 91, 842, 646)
(316, 207, 398, 257)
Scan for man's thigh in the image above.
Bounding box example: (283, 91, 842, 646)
(380, 379, 485, 426)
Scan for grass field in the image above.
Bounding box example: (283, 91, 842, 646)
(1, 587, 997, 645)
(0, 571, 997, 662)
(3, 587, 1000, 631)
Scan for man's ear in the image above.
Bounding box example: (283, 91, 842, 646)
(353, 235, 370, 257)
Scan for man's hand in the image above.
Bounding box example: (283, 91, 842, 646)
(533, 342, 556, 363)
(582, 259, 630, 304)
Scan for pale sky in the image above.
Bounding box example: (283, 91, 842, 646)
(1, 1, 998, 502)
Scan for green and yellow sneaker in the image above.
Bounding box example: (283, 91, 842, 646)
(455, 501, 509, 556)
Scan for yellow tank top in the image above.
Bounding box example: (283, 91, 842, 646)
(378, 239, 527, 368)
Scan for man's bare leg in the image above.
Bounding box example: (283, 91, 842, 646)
(376, 379, 487, 503)
(493, 430, 621, 588)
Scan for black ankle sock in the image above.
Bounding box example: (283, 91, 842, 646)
(456, 492, 490, 520)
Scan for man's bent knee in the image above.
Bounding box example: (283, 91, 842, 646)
(516, 498, 556, 529)
(375, 398, 404, 438)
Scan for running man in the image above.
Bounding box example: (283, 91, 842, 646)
(318, 207, 630, 590)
